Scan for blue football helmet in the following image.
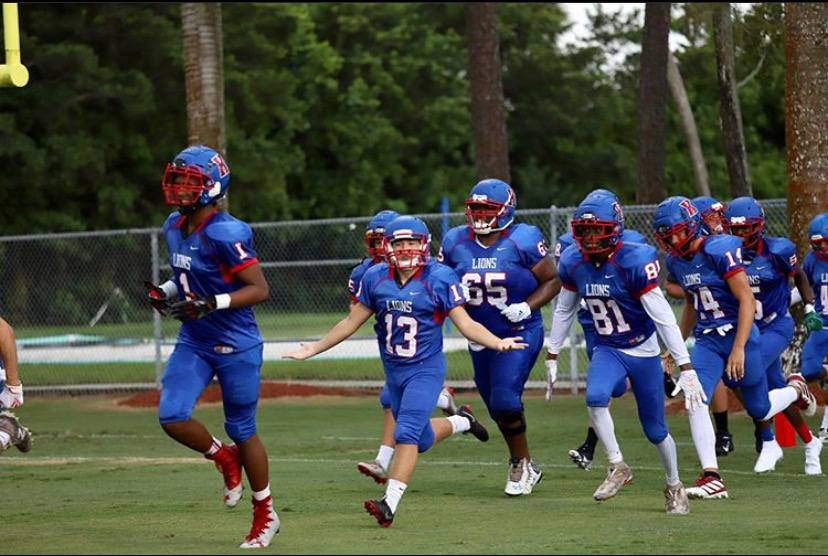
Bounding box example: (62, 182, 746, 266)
(809, 212, 828, 260)
(365, 210, 400, 262)
(584, 188, 625, 232)
(653, 196, 702, 258)
(383, 216, 432, 269)
(724, 197, 765, 250)
(465, 179, 517, 235)
(692, 196, 726, 235)
(571, 193, 624, 256)
(162, 145, 230, 214)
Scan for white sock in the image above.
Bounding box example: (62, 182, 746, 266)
(436, 392, 451, 411)
(588, 406, 623, 465)
(384, 479, 407, 513)
(821, 407, 828, 431)
(0, 431, 10, 450)
(205, 437, 223, 457)
(762, 387, 798, 421)
(447, 415, 471, 434)
(253, 484, 271, 502)
(376, 445, 394, 471)
(688, 406, 718, 470)
(656, 434, 681, 487)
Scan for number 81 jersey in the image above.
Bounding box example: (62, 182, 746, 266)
(557, 242, 661, 349)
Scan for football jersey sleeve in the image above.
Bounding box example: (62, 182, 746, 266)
(555, 233, 574, 267)
(355, 266, 380, 311)
(557, 250, 577, 292)
(204, 220, 260, 277)
(513, 225, 549, 269)
(768, 238, 798, 277)
(627, 245, 662, 298)
(432, 266, 466, 314)
(436, 226, 465, 268)
(706, 236, 745, 280)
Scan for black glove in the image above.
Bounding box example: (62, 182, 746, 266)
(169, 294, 216, 321)
(144, 281, 171, 316)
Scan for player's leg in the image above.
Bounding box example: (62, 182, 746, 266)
(358, 386, 396, 484)
(215, 346, 279, 549)
(710, 381, 733, 456)
(801, 329, 828, 383)
(585, 347, 633, 502)
(570, 327, 599, 470)
(436, 385, 458, 416)
(158, 345, 216, 452)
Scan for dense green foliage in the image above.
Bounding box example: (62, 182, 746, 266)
(0, 3, 787, 233)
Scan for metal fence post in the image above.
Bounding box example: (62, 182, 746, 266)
(151, 231, 163, 389)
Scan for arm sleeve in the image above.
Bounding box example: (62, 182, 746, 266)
(640, 287, 691, 366)
(208, 224, 260, 276)
(435, 269, 466, 313)
(547, 288, 581, 355)
(629, 246, 661, 298)
(770, 239, 798, 277)
(518, 226, 548, 269)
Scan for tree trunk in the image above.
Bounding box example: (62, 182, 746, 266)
(181, 3, 228, 211)
(783, 3, 828, 375)
(667, 54, 711, 197)
(636, 2, 670, 204)
(465, 2, 510, 183)
(713, 3, 752, 198)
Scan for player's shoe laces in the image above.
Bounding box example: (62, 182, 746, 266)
(207, 443, 243, 508)
(593, 461, 633, 501)
(568, 443, 594, 471)
(664, 482, 690, 515)
(715, 430, 734, 457)
(0, 412, 31, 453)
(505, 457, 529, 497)
(804, 437, 823, 476)
(357, 460, 388, 485)
(686, 474, 728, 499)
(457, 405, 489, 442)
(364, 498, 394, 528)
(788, 373, 817, 417)
(754, 440, 784, 473)
(439, 386, 459, 417)
(240, 496, 280, 549)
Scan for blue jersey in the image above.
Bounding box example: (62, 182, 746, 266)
(557, 242, 661, 349)
(556, 230, 649, 332)
(743, 237, 797, 331)
(803, 251, 828, 326)
(356, 259, 466, 368)
(163, 211, 263, 353)
(348, 258, 375, 301)
(666, 234, 745, 333)
(439, 223, 548, 336)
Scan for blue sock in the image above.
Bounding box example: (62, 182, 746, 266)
(761, 426, 775, 442)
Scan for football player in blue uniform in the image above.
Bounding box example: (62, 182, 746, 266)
(439, 179, 559, 496)
(653, 197, 814, 499)
(0, 317, 32, 455)
(801, 213, 828, 442)
(351, 211, 458, 484)
(145, 146, 278, 549)
(549, 189, 648, 472)
(724, 198, 822, 474)
(548, 193, 699, 514)
(664, 196, 735, 457)
(284, 216, 526, 527)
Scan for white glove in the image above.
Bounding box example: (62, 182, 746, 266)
(496, 301, 532, 323)
(545, 359, 557, 402)
(0, 383, 23, 409)
(671, 370, 706, 412)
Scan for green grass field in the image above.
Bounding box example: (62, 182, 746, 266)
(2, 393, 825, 555)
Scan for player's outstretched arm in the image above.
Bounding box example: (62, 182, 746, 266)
(725, 271, 756, 381)
(0, 317, 23, 408)
(283, 302, 374, 361)
(447, 306, 527, 352)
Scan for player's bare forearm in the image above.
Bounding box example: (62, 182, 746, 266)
(228, 264, 270, 308)
(304, 304, 374, 357)
(526, 258, 560, 310)
(679, 293, 696, 340)
(0, 318, 20, 385)
(665, 279, 684, 300)
(448, 306, 504, 350)
(793, 268, 816, 306)
(727, 272, 755, 349)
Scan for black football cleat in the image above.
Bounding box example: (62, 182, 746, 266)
(457, 404, 489, 442)
(364, 499, 394, 528)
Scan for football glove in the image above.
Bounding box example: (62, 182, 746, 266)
(496, 301, 532, 323)
(804, 310, 824, 334)
(169, 294, 216, 321)
(671, 369, 707, 412)
(144, 281, 171, 316)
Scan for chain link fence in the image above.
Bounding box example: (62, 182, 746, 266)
(5, 200, 789, 394)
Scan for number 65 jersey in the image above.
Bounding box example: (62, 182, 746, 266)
(557, 241, 661, 349)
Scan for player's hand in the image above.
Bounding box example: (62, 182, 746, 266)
(169, 294, 216, 321)
(0, 382, 23, 409)
(144, 280, 171, 316)
(282, 342, 317, 361)
(671, 369, 706, 412)
(544, 358, 557, 402)
(725, 346, 745, 381)
(496, 337, 528, 352)
(661, 350, 675, 375)
(804, 310, 824, 334)
(495, 301, 532, 323)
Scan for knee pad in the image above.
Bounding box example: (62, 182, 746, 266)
(585, 391, 611, 408)
(495, 411, 526, 437)
(224, 417, 257, 444)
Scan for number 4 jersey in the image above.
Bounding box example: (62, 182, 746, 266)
(162, 211, 263, 353)
(557, 241, 661, 349)
(356, 259, 466, 368)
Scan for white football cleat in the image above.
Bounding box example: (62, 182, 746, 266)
(240, 497, 280, 549)
(686, 475, 729, 499)
(593, 462, 633, 501)
(804, 437, 823, 476)
(664, 482, 690, 515)
(523, 459, 543, 494)
(788, 374, 817, 417)
(504, 457, 529, 497)
(439, 386, 458, 417)
(357, 460, 388, 485)
(819, 428, 828, 444)
(754, 440, 784, 474)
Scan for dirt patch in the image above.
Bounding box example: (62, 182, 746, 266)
(666, 383, 827, 416)
(119, 382, 371, 408)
